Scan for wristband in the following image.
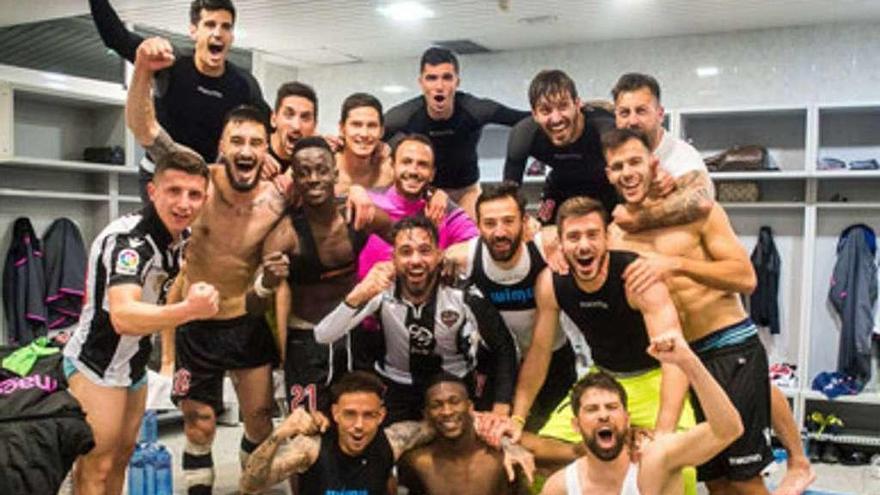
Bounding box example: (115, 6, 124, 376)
(511, 414, 526, 427)
(253, 272, 275, 298)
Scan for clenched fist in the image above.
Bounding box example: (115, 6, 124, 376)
(184, 281, 219, 320)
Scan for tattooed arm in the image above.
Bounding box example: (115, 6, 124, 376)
(239, 408, 323, 494)
(614, 170, 714, 233)
(385, 421, 437, 461)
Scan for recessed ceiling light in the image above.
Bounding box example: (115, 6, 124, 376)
(517, 15, 558, 25)
(382, 85, 409, 94)
(377, 2, 435, 22)
(696, 66, 720, 78)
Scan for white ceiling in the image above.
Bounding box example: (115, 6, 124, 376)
(3, 0, 880, 67)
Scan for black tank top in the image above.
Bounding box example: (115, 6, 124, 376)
(288, 206, 369, 285)
(470, 240, 545, 312)
(553, 250, 658, 372)
(299, 429, 394, 495)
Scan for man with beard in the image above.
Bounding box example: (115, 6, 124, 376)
(239, 371, 439, 494)
(90, 0, 270, 202)
(315, 216, 518, 423)
(504, 70, 617, 225)
(444, 182, 576, 430)
(609, 73, 714, 232)
(384, 47, 530, 219)
(357, 134, 478, 280)
(508, 196, 698, 494)
(255, 136, 392, 416)
(540, 332, 743, 495)
(127, 40, 287, 495)
(398, 373, 535, 495)
(602, 128, 805, 495)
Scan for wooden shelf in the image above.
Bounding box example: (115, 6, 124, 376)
(816, 202, 880, 210)
(721, 202, 805, 209)
(709, 170, 809, 180)
(119, 195, 142, 203)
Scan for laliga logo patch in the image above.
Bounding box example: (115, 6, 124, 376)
(115, 248, 140, 275)
(440, 310, 460, 327)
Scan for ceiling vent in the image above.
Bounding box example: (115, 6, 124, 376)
(430, 39, 491, 55)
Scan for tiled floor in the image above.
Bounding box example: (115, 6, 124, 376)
(153, 421, 875, 495)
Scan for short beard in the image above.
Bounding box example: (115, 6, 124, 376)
(224, 157, 260, 192)
(584, 426, 627, 462)
(487, 229, 523, 263)
(402, 267, 438, 301)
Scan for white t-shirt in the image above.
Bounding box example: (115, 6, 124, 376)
(654, 130, 707, 178)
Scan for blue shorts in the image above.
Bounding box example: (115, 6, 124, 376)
(63, 356, 148, 391)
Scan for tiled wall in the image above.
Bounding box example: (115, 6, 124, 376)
(278, 22, 880, 133)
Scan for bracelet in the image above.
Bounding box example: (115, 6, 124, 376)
(253, 272, 275, 298)
(511, 414, 526, 427)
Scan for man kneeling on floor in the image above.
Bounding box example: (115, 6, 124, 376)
(540, 332, 743, 495)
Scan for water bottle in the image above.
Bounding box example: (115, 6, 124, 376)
(154, 444, 174, 495)
(139, 409, 158, 444)
(143, 444, 157, 495)
(128, 443, 147, 495)
(864, 454, 880, 495)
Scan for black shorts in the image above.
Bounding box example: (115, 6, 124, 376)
(284, 329, 349, 416)
(536, 186, 619, 226)
(692, 334, 773, 482)
(172, 314, 278, 414)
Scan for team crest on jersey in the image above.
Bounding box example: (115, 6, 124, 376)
(440, 310, 460, 327)
(115, 249, 140, 275)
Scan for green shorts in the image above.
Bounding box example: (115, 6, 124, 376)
(538, 366, 698, 495)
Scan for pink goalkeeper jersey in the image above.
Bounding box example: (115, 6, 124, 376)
(357, 186, 478, 280)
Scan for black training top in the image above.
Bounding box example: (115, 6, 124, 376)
(287, 206, 369, 285)
(299, 428, 394, 495)
(383, 91, 530, 189)
(470, 240, 546, 314)
(504, 106, 617, 212)
(90, 0, 270, 163)
(553, 250, 658, 372)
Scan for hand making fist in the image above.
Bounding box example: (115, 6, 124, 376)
(135, 37, 175, 72)
(184, 282, 219, 320)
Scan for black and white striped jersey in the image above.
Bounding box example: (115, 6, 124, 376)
(315, 282, 519, 404)
(63, 206, 184, 387)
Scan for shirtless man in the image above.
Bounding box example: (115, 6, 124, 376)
(399, 373, 534, 495)
(127, 38, 287, 494)
(610, 72, 714, 232)
(540, 332, 744, 495)
(335, 92, 395, 194)
(611, 76, 814, 493)
(602, 128, 779, 494)
(256, 136, 391, 415)
(444, 182, 576, 430)
(62, 147, 216, 494)
(384, 47, 530, 218)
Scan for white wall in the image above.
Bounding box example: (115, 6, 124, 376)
(293, 22, 880, 133)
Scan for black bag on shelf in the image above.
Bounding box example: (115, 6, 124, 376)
(82, 146, 125, 165)
(705, 145, 778, 172)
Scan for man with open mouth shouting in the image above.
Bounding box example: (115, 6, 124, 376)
(508, 195, 698, 493)
(383, 47, 531, 219)
(90, 0, 270, 203)
(315, 216, 518, 424)
(540, 332, 743, 495)
(128, 41, 287, 495)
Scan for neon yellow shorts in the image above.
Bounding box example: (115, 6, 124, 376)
(538, 367, 698, 495)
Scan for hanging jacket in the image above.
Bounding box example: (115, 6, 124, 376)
(42, 218, 87, 331)
(829, 224, 877, 381)
(2, 218, 47, 345)
(0, 345, 94, 493)
(750, 226, 781, 334)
